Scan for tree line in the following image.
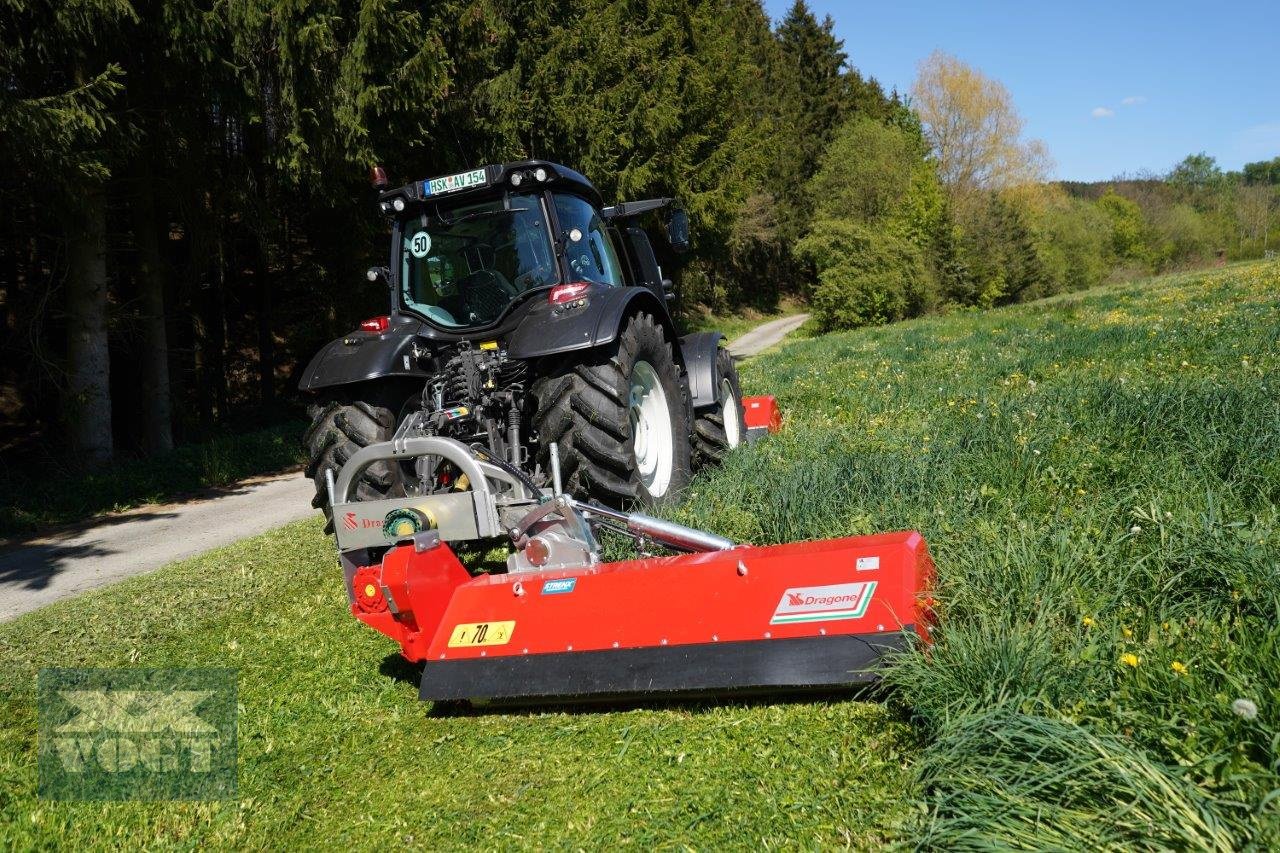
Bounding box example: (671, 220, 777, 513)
(797, 52, 1280, 332)
(1, 0, 1275, 468)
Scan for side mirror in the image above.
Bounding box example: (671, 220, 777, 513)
(366, 266, 391, 285)
(666, 208, 690, 254)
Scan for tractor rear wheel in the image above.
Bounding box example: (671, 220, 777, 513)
(303, 389, 407, 534)
(532, 312, 692, 505)
(692, 346, 745, 467)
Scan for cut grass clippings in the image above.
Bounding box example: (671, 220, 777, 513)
(2, 261, 1278, 846)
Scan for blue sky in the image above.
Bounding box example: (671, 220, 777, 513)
(764, 0, 1280, 181)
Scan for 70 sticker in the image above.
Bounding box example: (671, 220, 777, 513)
(447, 621, 515, 648)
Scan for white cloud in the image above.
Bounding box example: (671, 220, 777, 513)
(1121, 96, 1147, 106)
(1091, 107, 1115, 118)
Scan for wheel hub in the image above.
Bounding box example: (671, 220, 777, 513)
(721, 377, 742, 448)
(628, 360, 674, 497)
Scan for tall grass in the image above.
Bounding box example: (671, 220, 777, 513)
(679, 261, 1280, 846)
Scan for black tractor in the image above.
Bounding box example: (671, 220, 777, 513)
(300, 160, 745, 532)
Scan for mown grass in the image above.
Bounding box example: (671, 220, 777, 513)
(0, 518, 916, 848)
(1, 261, 1277, 847)
(0, 421, 306, 538)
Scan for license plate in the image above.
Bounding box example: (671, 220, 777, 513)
(422, 168, 487, 196)
(447, 620, 515, 648)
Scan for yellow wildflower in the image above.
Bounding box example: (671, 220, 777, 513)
(1121, 653, 1140, 668)
(1082, 616, 1095, 628)
(1171, 661, 1188, 675)
(1122, 627, 1133, 639)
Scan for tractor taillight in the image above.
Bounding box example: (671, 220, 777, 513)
(359, 315, 390, 333)
(549, 282, 591, 305)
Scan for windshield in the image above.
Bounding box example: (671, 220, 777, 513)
(399, 193, 558, 327)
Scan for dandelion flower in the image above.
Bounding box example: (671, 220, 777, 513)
(1122, 627, 1133, 639)
(1082, 616, 1095, 628)
(1130, 524, 1142, 535)
(1231, 698, 1258, 720)
(1171, 661, 1188, 675)
(1121, 653, 1140, 668)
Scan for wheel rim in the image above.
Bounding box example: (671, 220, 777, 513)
(721, 377, 742, 448)
(628, 360, 674, 497)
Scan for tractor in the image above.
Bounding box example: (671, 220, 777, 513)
(298, 162, 935, 704)
(300, 161, 744, 530)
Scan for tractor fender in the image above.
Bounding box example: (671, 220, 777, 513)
(298, 327, 432, 393)
(507, 286, 679, 362)
(679, 331, 726, 411)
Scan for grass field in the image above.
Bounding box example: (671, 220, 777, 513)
(1, 262, 1277, 847)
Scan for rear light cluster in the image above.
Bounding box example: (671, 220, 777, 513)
(549, 282, 591, 307)
(359, 315, 390, 333)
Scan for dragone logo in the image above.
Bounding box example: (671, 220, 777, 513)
(770, 581, 877, 625)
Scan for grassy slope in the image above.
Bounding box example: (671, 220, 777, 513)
(2, 262, 1277, 846)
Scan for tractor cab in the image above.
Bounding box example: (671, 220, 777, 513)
(375, 161, 685, 331)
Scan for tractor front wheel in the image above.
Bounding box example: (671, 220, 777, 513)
(303, 388, 409, 533)
(532, 312, 692, 505)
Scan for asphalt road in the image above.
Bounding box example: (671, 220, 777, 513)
(0, 472, 314, 622)
(727, 313, 810, 358)
(0, 313, 809, 622)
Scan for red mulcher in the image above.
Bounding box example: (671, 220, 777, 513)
(329, 410, 935, 703)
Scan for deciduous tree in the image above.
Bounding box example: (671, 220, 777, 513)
(911, 51, 1048, 212)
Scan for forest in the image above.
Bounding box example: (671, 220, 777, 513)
(2, 0, 1277, 468)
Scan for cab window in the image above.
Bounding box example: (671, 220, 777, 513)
(553, 194, 624, 286)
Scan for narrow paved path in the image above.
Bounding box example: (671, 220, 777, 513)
(0, 312, 812, 623)
(0, 472, 313, 622)
(727, 313, 810, 358)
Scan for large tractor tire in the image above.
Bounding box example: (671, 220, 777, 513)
(303, 391, 405, 534)
(532, 311, 692, 506)
(692, 346, 745, 468)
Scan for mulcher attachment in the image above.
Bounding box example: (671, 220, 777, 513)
(355, 530, 934, 702)
(331, 410, 935, 704)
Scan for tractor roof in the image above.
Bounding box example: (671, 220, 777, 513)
(378, 160, 603, 212)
